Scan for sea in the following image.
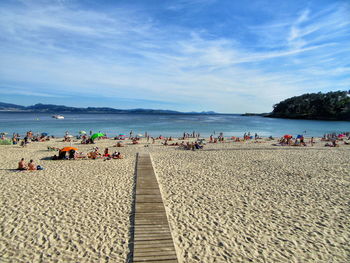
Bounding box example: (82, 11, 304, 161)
(0, 112, 349, 138)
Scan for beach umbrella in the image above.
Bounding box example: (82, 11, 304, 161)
(137, 134, 143, 137)
(60, 147, 78, 152)
(284, 134, 292, 139)
(66, 135, 73, 138)
(338, 134, 345, 138)
(91, 133, 105, 140)
(296, 135, 303, 139)
(41, 132, 48, 136)
(118, 133, 126, 136)
(79, 131, 86, 134)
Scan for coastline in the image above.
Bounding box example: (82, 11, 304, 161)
(1, 137, 349, 262)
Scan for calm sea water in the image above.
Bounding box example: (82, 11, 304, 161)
(0, 112, 349, 137)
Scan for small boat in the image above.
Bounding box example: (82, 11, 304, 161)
(52, 115, 64, 119)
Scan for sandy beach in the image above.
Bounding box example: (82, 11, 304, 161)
(1, 137, 349, 262)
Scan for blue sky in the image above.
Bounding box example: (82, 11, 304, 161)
(0, 0, 349, 113)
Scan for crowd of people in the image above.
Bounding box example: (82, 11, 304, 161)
(5, 129, 350, 172)
(51, 147, 124, 160)
(10, 131, 53, 147)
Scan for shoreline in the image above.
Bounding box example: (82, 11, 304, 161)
(1, 112, 350, 139)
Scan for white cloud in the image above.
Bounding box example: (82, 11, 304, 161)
(0, 1, 349, 112)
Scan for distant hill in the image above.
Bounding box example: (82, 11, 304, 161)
(267, 91, 350, 121)
(0, 102, 26, 110)
(0, 102, 217, 115)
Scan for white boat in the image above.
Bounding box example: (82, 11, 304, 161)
(52, 115, 64, 119)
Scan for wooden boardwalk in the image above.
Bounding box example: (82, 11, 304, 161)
(131, 153, 178, 263)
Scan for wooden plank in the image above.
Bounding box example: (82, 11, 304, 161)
(136, 203, 164, 208)
(135, 198, 163, 203)
(135, 220, 169, 225)
(134, 253, 177, 260)
(136, 203, 165, 208)
(134, 209, 166, 213)
(133, 228, 170, 231)
(134, 231, 171, 235)
(135, 220, 169, 224)
(134, 236, 173, 240)
(135, 209, 166, 214)
(134, 236, 173, 242)
(134, 243, 175, 249)
(134, 232, 172, 237)
(133, 220, 169, 225)
(134, 250, 177, 257)
(136, 189, 161, 195)
(136, 196, 164, 203)
(133, 227, 170, 232)
(135, 214, 168, 218)
(133, 255, 178, 261)
(134, 242, 176, 249)
(135, 247, 176, 253)
(131, 153, 178, 262)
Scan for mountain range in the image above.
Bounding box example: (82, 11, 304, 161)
(0, 102, 217, 115)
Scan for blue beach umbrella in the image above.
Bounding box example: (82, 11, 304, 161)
(41, 132, 48, 136)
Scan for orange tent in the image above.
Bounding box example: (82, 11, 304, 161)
(60, 147, 78, 152)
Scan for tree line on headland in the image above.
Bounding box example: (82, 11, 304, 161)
(267, 91, 350, 121)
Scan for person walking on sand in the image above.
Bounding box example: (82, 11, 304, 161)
(18, 158, 27, 170)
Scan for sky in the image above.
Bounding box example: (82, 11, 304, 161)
(0, 0, 349, 113)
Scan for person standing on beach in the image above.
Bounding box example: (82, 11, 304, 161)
(22, 136, 28, 147)
(310, 137, 315, 146)
(12, 135, 18, 145)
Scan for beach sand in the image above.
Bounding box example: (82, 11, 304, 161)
(0, 140, 135, 262)
(0, 138, 349, 262)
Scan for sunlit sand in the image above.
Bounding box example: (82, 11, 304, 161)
(1, 138, 349, 262)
